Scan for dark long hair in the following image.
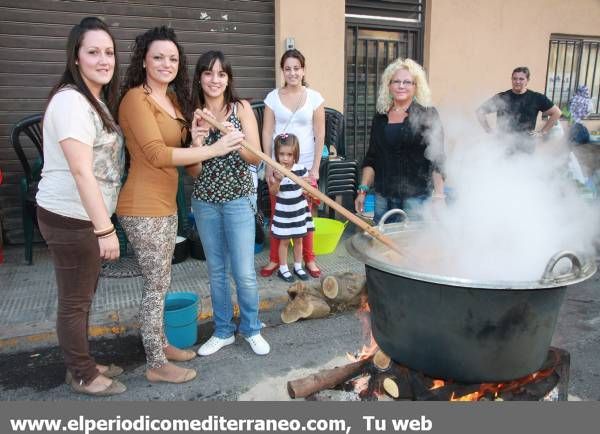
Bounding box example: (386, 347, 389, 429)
(191, 50, 240, 111)
(121, 26, 191, 119)
(47, 16, 120, 133)
(280, 49, 307, 87)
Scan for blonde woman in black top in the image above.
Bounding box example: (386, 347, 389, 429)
(355, 58, 445, 224)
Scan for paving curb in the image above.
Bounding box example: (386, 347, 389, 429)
(0, 295, 290, 355)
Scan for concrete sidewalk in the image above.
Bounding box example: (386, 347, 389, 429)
(0, 229, 363, 354)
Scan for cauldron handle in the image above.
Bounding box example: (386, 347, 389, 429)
(377, 208, 408, 233)
(540, 251, 583, 284)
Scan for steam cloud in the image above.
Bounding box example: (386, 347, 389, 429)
(410, 119, 599, 283)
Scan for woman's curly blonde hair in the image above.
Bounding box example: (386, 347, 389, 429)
(376, 58, 432, 114)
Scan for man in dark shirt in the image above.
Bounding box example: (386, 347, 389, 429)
(477, 66, 561, 137)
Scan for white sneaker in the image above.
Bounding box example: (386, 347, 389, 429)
(197, 335, 235, 356)
(244, 334, 270, 355)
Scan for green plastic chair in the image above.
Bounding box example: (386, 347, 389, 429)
(10, 114, 43, 264)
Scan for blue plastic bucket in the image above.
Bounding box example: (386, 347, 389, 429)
(164, 292, 199, 348)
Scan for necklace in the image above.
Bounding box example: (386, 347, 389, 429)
(391, 105, 408, 112)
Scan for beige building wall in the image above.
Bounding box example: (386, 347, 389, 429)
(275, 0, 345, 111)
(426, 0, 600, 130)
(275, 0, 598, 129)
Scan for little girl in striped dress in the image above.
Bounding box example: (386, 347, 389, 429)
(269, 133, 314, 282)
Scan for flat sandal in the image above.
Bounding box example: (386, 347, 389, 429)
(65, 363, 123, 384)
(164, 346, 197, 362)
(69, 377, 127, 396)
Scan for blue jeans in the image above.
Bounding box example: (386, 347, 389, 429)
(192, 196, 261, 338)
(374, 193, 427, 224)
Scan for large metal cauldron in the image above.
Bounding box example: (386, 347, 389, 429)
(346, 210, 597, 383)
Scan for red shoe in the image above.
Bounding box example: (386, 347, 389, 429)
(306, 266, 321, 278)
(259, 263, 278, 277)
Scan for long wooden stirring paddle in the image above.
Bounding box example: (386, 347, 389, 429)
(195, 110, 402, 254)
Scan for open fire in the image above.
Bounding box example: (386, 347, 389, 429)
(287, 299, 570, 401)
(287, 346, 569, 402)
(396, 347, 566, 401)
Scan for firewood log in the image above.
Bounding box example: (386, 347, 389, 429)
(280, 293, 331, 323)
(282, 282, 325, 324)
(373, 350, 392, 372)
(383, 377, 400, 399)
(287, 359, 369, 399)
(287, 281, 324, 299)
(281, 296, 311, 324)
(302, 294, 331, 319)
(280, 273, 367, 323)
(321, 272, 366, 307)
(372, 356, 413, 399)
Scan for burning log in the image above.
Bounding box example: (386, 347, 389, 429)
(287, 359, 369, 399)
(372, 350, 391, 372)
(287, 348, 569, 401)
(280, 273, 366, 324)
(370, 350, 413, 399)
(382, 377, 401, 398)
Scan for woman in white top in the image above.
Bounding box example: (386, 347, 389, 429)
(259, 49, 325, 279)
(36, 17, 126, 396)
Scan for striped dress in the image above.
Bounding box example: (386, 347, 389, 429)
(271, 164, 315, 239)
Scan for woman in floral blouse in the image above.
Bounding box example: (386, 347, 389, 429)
(188, 51, 270, 357)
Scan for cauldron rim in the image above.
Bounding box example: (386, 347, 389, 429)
(346, 224, 597, 290)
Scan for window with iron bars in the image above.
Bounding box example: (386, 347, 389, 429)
(545, 34, 600, 118)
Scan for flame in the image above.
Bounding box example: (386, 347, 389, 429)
(450, 391, 481, 401)
(449, 367, 556, 401)
(348, 296, 380, 362)
(430, 379, 445, 390)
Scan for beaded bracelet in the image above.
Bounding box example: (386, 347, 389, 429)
(357, 184, 368, 196)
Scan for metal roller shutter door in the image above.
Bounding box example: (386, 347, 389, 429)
(0, 0, 275, 244)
